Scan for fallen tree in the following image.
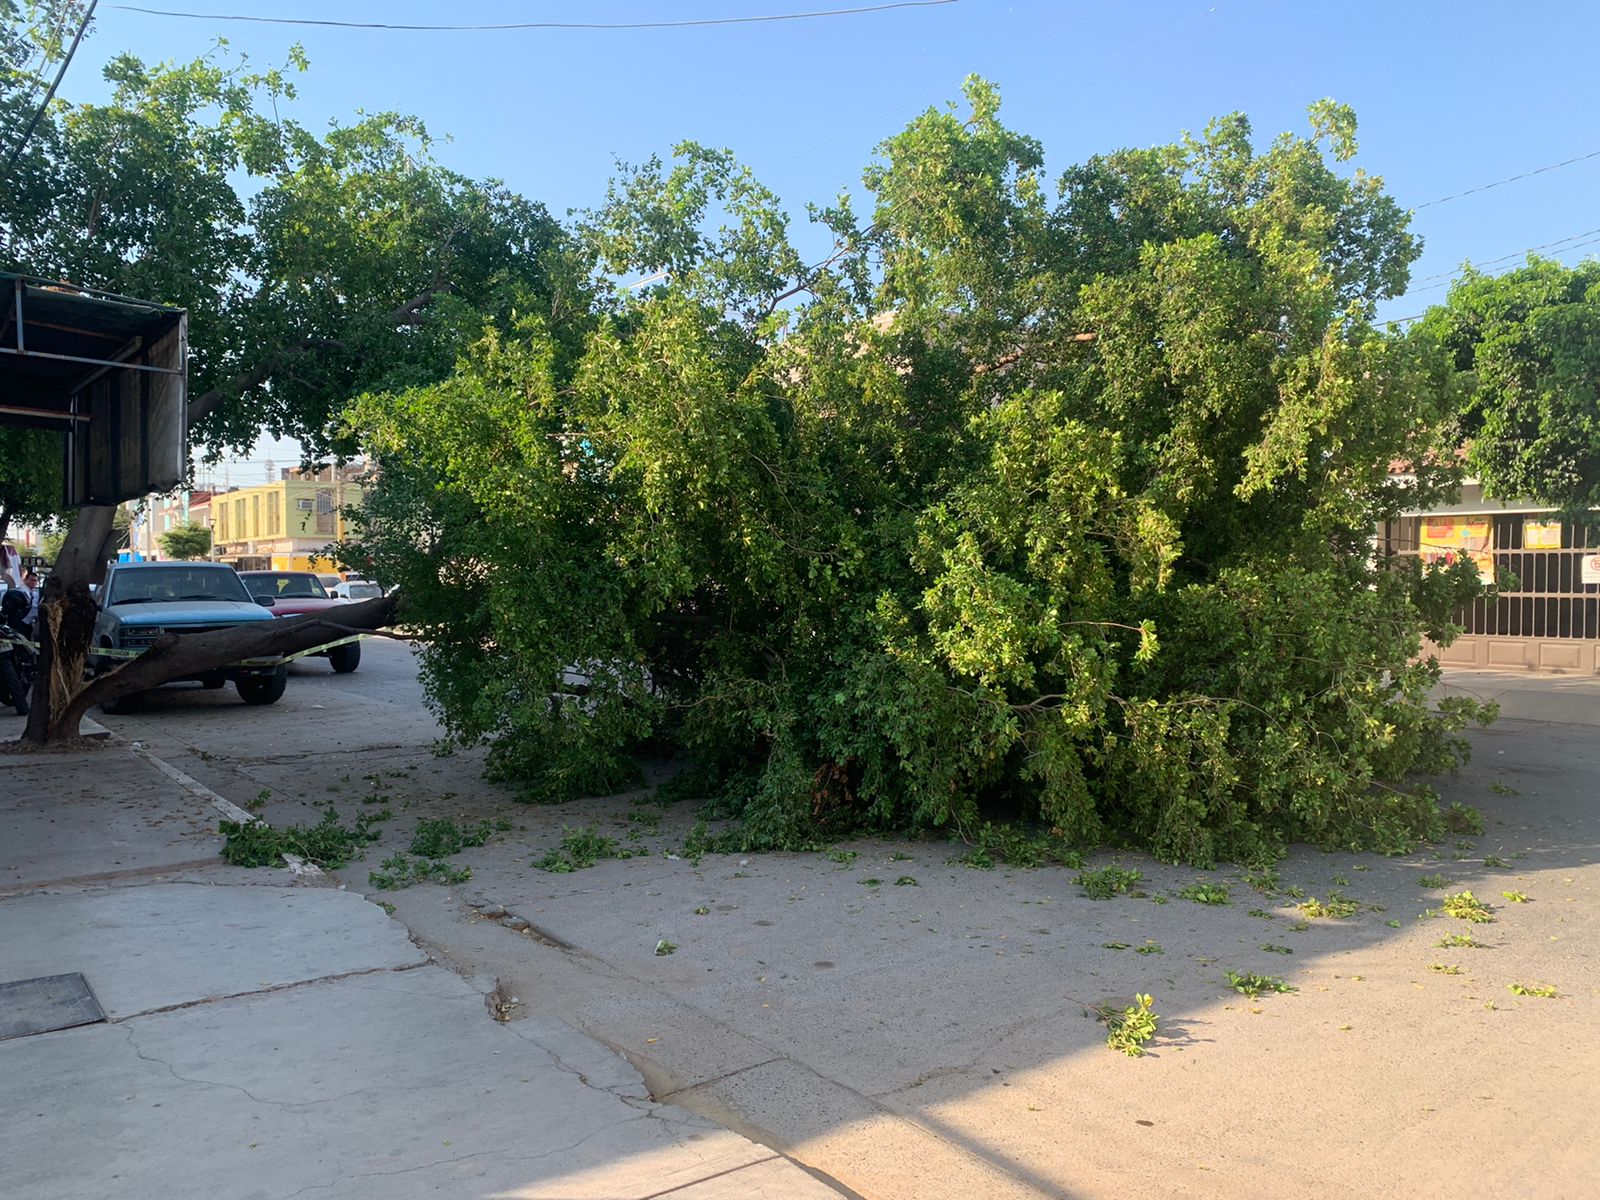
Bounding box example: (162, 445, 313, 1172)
(355, 87, 1496, 863)
(31, 591, 400, 741)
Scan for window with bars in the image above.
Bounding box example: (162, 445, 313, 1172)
(1381, 515, 1600, 639)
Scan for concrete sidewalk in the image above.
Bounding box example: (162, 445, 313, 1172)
(0, 744, 845, 1200)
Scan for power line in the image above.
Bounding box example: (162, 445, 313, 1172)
(104, 0, 958, 32)
(1409, 225, 1600, 284)
(0, 0, 97, 183)
(1385, 235, 1600, 321)
(1413, 146, 1600, 210)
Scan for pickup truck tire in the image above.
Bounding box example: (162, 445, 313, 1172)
(236, 665, 288, 706)
(327, 642, 361, 674)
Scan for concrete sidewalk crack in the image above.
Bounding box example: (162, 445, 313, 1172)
(111, 959, 430, 1022)
(656, 1056, 786, 1102)
(636, 1155, 783, 1199)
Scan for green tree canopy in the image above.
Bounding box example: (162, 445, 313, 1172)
(1418, 258, 1600, 518)
(1, 11, 579, 461)
(353, 81, 1490, 864)
(157, 520, 211, 560)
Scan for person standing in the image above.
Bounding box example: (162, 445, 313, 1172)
(21, 571, 39, 634)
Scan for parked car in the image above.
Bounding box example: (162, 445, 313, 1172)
(92, 561, 287, 709)
(238, 570, 361, 673)
(332, 578, 384, 600)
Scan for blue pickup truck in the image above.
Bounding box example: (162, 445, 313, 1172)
(92, 561, 288, 709)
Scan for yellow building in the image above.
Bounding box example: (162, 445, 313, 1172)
(210, 466, 366, 572)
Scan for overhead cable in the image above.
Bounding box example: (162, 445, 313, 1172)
(1413, 147, 1600, 210)
(103, 0, 959, 32)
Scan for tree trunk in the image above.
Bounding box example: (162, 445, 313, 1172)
(23, 505, 115, 742)
(26, 586, 399, 742)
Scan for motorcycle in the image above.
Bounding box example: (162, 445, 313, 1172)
(0, 626, 32, 716)
(0, 588, 34, 716)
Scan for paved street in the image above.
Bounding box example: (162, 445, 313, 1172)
(54, 645, 1600, 1199)
(0, 645, 847, 1200)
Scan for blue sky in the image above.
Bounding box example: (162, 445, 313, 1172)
(67, 0, 1600, 471)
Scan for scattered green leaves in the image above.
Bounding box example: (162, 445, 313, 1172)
(369, 853, 471, 890)
(1179, 882, 1231, 906)
(1076, 866, 1144, 900)
(1296, 893, 1360, 920)
(1102, 993, 1158, 1057)
(1225, 971, 1296, 998)
(1440, 891, 1495, 923)
(409, 816, 501, 858)
(535, 824, 632, 872)
(1508, 983, 1558, 998)
(1443, 804, 1485, 835)
(219, 809, 381, 870)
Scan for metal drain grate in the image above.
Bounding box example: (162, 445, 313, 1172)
(0, 973, 107, 1041)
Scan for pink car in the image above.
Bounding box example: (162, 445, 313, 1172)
(238, 571, 361, 673)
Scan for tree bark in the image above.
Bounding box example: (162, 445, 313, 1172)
(50, 592, 398, 737)
(23, 505, 116, 742)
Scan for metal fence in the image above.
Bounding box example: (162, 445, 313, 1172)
(1380, 515, 1600, 640)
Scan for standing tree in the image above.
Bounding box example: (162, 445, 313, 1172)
(0, 428, 64, 544)
(0, 11, 579, 739)
(157, 521, 211, 560)
(353, 82, 1491, 863)
(1417, 259, 1600, 517)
